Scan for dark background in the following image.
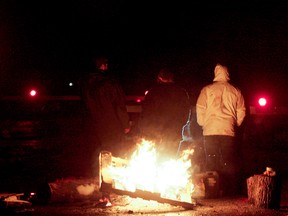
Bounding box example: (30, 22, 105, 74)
(1, 2, 288, 207)
(1, 0, 288, 105)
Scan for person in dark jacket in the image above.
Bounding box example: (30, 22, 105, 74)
(138, 67, 191, 160)
(79, 57, 131, 164)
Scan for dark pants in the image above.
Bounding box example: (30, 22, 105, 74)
(204, 135, 241, 196)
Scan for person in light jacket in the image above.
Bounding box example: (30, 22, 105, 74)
(196, 63, 246, 197)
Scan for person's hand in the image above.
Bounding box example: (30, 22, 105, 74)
(124, 121, 133, 134)
(124, 127, 131, 134)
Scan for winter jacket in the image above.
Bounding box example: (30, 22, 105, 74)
(80, 71, 130, 142)
(196, 64, 246, 137)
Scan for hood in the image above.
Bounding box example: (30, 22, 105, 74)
(213, 64, 230, 82)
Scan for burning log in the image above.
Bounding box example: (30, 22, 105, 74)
(99, 147, 196, 210)
(247, 172, 281, 209)
(108, 185, 195, 209)
(0, 193, 32, 209)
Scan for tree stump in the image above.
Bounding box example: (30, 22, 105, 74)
(247, 174, 281, 209)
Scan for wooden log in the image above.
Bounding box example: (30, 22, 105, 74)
(110, 187, 195, 210)
(0, 193, 32, 209)
(247, 174, 281, 209)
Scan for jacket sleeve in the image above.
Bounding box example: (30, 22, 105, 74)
(196, 88, 207, 127)
(236, 92, 246, 126)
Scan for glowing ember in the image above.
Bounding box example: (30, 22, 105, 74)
(97, 197, 113, 207)
(105, 139, 194, 203)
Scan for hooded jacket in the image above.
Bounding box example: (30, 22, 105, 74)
(196, 64, 246, 136)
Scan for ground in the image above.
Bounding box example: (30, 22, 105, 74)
(1, 108, 288, 215)
(3, 194, 288, 215)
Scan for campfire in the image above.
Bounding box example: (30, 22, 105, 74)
(99, 139, 196, 209)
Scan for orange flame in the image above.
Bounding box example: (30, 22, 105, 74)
(106, 139, 194, 203)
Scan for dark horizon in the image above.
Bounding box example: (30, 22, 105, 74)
(0, 1, 288, 106)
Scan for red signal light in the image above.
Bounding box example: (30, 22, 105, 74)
(29, 89, 37, 97)
(258, 97, 267, 107)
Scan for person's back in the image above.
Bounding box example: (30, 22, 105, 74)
(80, 57, 131, 158)
(139, 68, 190, 159)
(196, 63, 246, 197)
(196, 64, 246, 136)
(88, 74, 128, 132)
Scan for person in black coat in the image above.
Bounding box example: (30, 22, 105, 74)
(138, 67, 191, 160)
(79, 57, 131, 173)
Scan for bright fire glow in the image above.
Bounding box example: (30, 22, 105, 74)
(106, 139, 194, 203)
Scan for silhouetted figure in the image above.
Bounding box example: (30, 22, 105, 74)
(79, 57, 131, 174)
(138, 67, 190, 160)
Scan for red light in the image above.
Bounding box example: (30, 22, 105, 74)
(29, 89, 37, 97)
(258, 97, 267, 106)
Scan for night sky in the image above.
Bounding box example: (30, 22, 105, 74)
(1, 1, 288, 105)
